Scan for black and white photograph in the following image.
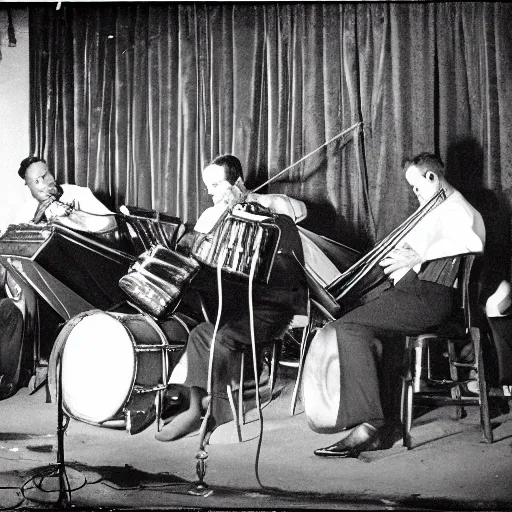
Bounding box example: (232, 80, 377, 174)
(0, 1, 511, 509)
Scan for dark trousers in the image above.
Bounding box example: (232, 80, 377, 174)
(487, 316, 512, 385)
(183, 302, 294, 426)
(0, 298, 24, 399)
(333, 270, 454, 429)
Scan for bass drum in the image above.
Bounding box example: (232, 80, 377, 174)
(301, 323, 342, 433)
(49, 310, 192, 434)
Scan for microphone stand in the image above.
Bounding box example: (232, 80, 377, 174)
(56, 360, 70, 507)
(23, 358, 72, 507)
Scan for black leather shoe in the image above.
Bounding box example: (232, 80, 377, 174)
(314, 423, 383, 458)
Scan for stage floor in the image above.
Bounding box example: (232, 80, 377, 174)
(1, 371, 512, 510)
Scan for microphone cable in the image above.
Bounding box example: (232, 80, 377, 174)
(248, 229, 265, 488)
(190, 246, 225, 495)
(50, 199, 121, 218)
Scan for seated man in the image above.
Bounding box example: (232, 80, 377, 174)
(486, 281, 512, 387)
(313, 152, 486, 458)
(13, 156, 117, 234)
(193, 154, 307, 233)
(192, 154, 343, 288)
(156, 154, 308, 441)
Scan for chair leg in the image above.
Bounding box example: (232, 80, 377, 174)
(226, 384, 242, 442)
(239, 352, 245, 425)
(447, 341, 466, 420)
(402, 378, 413, 449)
(290, 324, 311, 416)
(413, 337, 425, 393)
(472, 327, 493, 443)
(401, 336, 415, 449)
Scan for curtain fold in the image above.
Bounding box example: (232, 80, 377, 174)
(28, 2, 512, 258)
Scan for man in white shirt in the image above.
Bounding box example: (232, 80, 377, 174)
(313, 152, 485, 458)
(192, 155, 343, 287)
(156, 154, 310, 441)
(193, 154, 307, 233)
(13, 156, 117, 234)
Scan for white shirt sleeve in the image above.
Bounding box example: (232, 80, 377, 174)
(48, 185, 117, 233)
(194, 203, 227, 234)
(12, 196, 40, 225)
(246, 193, 307, 223)
(389, 192, 485, 284)
(403, 199, 484, 263)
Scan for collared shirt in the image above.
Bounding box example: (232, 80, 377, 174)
(390, 190, 486, 284)
(14, 184, 116, 233)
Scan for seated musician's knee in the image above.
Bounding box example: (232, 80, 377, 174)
(333, 320, 377, 348)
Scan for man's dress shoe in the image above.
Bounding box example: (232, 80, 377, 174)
(314, 423, 383, 458)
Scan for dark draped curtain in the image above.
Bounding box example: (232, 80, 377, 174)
(28, 2, 512, 268)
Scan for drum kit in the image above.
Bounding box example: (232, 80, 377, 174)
(22, 123, 372, 438)
(51, 204, 285, 434)
(45, 211, 201, 435)
(50, 209, 362, 435)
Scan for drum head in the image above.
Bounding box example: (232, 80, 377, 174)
(62, 312, 136, 424)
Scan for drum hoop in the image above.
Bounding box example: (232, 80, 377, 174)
(107, 311, 170, 421)
(109, 312, 169, 414)
(125, 300, 181, 322)
(137, 313, 170, 397)
(171, 313, 192, 336)
(137, 313, 170, 347)
(112, 314, 139, 406)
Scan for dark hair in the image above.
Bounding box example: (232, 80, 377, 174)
(403, 152, 445, 178)
(18, 156, 46, 180)
(211, 154, 243, 185)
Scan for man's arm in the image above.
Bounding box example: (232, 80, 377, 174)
(380, 202, 485, 280)
(246, 192, 307, 223)
(49, 187, 117, 233)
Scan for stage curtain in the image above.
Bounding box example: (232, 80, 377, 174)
(28, 2, 512, 255)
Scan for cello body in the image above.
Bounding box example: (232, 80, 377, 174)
(301, 323, 342, 433)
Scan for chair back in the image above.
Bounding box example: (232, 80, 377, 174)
(459, 254, 478, 335)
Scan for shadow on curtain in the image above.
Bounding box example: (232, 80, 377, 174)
(28, 2, 512, 262)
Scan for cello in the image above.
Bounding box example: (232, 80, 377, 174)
(302, 188, 447, 433)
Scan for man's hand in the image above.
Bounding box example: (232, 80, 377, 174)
(379, 244, 423, 275)
(32, 196, 55, 224)
(212, 182, 243, 207)
(62, 200, 75, 216)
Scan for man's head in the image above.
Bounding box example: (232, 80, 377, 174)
(202, 154, 244, 203)
(18, 156, 59, 202)
(404, 152, 446, 205)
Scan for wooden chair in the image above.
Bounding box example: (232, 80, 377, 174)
(222, 291, 328, 442)
(400, 254, 494, 449)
